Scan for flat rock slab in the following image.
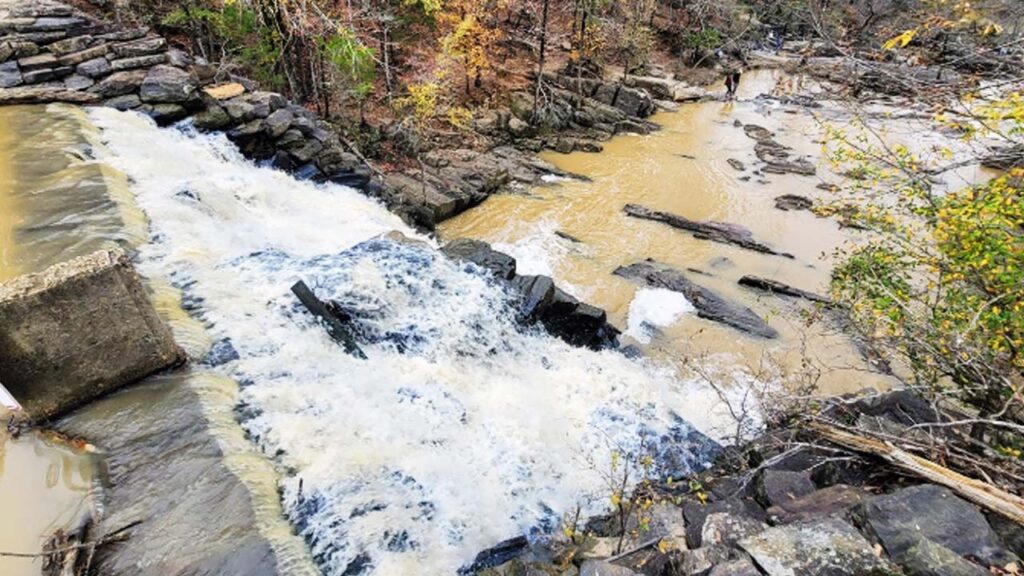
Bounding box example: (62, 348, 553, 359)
(624, 203, 793, 258)
(615, 260, 779, 339)
(0, 249, 183, 419)
(739, 518, 890, 575)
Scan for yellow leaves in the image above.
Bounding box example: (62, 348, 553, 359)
(883, 28, 918, 50)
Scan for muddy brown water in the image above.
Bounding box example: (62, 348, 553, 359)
(441, 70, 907, 395)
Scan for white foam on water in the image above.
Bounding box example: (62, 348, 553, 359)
(624, 288, 696, 345)
(491, 219, 585, 298)
(87, 108, 743, 576)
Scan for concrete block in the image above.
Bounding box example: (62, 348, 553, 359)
(0, 249, 183, 420)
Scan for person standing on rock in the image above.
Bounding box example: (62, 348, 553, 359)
(725, 69, 742, 100)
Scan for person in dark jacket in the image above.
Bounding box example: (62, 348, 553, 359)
(725, 69, 742, 99)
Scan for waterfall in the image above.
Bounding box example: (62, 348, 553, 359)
(87, 108, 741, 575)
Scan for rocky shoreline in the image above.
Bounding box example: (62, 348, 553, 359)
(467, 390, 1024, 576)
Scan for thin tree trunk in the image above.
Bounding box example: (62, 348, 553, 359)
(532, 0, 551, 120)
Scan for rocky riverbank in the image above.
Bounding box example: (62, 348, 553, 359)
(466, 390, 1024, 576)
(0, 0, 704, 231)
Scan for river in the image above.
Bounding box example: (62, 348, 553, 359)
(0, 71, 986, 575)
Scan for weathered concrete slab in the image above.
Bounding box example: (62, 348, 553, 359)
(0, 248, 184, 419)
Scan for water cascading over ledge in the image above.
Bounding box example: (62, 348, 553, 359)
(81, 108, 743, 575)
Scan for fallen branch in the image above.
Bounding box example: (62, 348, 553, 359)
(0, 520, 141, 559)
(291, 281, 367, 359)
(809, 422, 1024, 525)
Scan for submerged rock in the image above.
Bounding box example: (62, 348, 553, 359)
(773, 194, 813, 212)
(624, 204, 793, 259)
(615, 260, 779, 339)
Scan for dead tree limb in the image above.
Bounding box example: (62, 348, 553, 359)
(809, 422, 1024, 525)
(291, 281, 367, 359)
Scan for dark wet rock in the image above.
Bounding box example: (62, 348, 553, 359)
(464, 536, 531, 573)
(611, 547, 671, 576)
(556, 230, 583, 244)
(442, 239, 618, 349)
(739, 518, 890, 575)
(738, 275, 832, 305)
(765, 484, 867, 524)
(140, 64, 197, 103)
(624, 204, 792, 258)
(89, 68, 146, 97)
(615, 260, 779, 339)
(682, 497, 768, 549)
(856, 484, 1018, 568)
(899, 538, 989, 576)
(742, 124, 816, 176)
(835, 390, 943, 428)
(727, 158, 745, 171)
(774, 194, 813, 211)
(204, 338, 240, 367)
(756, 469, 816, 508)
(76, 56, 111, 78)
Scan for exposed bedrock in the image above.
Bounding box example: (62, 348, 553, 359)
(614, 259, 779, 339)
(623, 203, 794, 259)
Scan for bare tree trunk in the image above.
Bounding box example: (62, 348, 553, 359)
(532, 0, 551, 121)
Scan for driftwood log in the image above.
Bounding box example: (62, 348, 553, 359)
(291, 281, 367, 359)
(810, 422, 1024, 525)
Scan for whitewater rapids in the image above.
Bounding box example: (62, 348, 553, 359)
(87, 108, 746, 575)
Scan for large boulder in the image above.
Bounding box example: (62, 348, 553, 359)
(139, 64, 197, 103)
(0, 249, 184, 420)
(856, 484, 1019, 568)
